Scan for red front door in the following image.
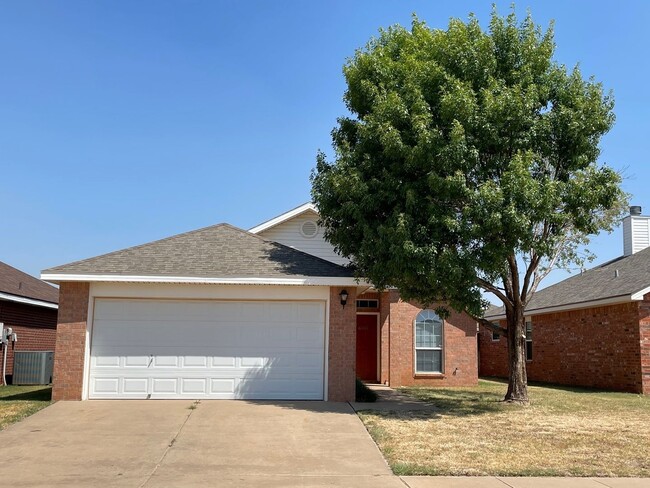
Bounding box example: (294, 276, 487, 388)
(356, 314, 378, 382)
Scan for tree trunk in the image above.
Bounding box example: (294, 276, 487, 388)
(504, 304, 529, 404)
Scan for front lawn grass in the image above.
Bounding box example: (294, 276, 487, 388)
(358, 378, 650, 477)
(0, 385, 52, 430)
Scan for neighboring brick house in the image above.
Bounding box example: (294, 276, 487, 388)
(480, 207, 650, 395)
(41, 203, 478, 402)
(0, 261, 59, 383)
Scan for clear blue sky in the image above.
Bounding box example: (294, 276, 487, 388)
(2, 1, 649, 290)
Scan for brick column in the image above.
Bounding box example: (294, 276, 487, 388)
(52, 282, 89, 401)
(327, 286, 357, 401)
(379, 290, 393, 385)
(640, 294, 650, 395)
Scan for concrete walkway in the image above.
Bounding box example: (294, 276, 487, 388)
(401, 476, 650, 487)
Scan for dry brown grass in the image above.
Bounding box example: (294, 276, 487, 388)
(358, 379, 650, 477)
(0, 385, 52, 430)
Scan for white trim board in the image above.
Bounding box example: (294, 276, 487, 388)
(0, 291, 58, 309)
(249, 202, 317, 234)
(41, 273, 366, 287)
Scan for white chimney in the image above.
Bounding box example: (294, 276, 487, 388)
(623, 206, 650, 256)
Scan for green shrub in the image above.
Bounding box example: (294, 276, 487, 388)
(355, 378, 378, 402)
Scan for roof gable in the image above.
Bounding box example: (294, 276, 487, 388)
(249, 202, 317, 234)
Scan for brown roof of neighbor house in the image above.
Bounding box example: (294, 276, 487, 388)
(484, 246, 650, 319)
(0, 261, 59, 304)
(42, 223, 354, 279)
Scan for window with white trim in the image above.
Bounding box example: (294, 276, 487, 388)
(414, 310, 443, 373)
(525, 320, 533, 361)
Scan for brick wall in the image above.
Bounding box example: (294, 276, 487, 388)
(0, 300, 57, 378)
(328, 286, 357, 401)
(479, 301, 646, 393)
(478, 320, 509, 378)
(52, 282, 89, 401)
(640, 294, 650, 394)
(382, 290, 478, 387)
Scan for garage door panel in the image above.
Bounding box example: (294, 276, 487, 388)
(89, 299, 325, 400)
(93, 355, 121, 367)
(123, 378, 148, 393)
(181, 378, 207, 394)
(212, 356, 236, 367)
(153, 356, 179, 367)
(152, 378, 178, 394)
(182, 356, 208, 368)
(239, 356, 265, 368)
(92, 377, 119, 395)
(210, 378, 235, 393)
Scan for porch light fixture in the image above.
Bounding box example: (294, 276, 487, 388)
(339, 290, 349, 308)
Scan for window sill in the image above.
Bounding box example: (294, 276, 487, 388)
(413, 373, 446, 379)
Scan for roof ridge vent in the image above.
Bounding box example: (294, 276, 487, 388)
(614, 269, 619, 278)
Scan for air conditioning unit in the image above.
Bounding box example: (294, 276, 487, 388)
(13, 351, 54, 385)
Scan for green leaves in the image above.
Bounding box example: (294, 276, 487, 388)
(311, 8, 627, 317)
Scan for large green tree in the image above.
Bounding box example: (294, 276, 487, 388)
(311, 9, 627, 403)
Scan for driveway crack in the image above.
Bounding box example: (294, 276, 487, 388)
(139, 400, 199, 488)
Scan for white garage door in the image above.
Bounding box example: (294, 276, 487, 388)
(89, 299, 326, 400)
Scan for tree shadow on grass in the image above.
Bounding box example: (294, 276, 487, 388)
(397, 387, 505, 417)
(0, 387, 52, 402)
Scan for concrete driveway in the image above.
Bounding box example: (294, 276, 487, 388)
(0, 400, 402, 487)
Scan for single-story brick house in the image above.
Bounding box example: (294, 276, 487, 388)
(480, 207, 650, 394)
(42, 203, 478, 401)
(0, 261, 59, 383)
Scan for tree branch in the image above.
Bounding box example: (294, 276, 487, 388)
(477, 278, 512, 307)
(528, 233, 569, 297)
(471, 314, 507, 333)
(521, 252, 541, 305)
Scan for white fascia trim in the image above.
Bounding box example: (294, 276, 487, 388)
(486, 294, 637, 320)
(0, 291, 58, 309)
(249, 202, 317, 234)
(631, 285, 650, 300)
(40, 273, 367, 287)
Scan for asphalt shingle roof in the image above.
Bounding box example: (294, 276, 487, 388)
(484, 246, 650, 318)
(42, 223, 354, 279)
(0, 261, 59, 304)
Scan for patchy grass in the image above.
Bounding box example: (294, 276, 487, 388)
(358, 379, 650, 477)
(0, 385, 52, 430)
